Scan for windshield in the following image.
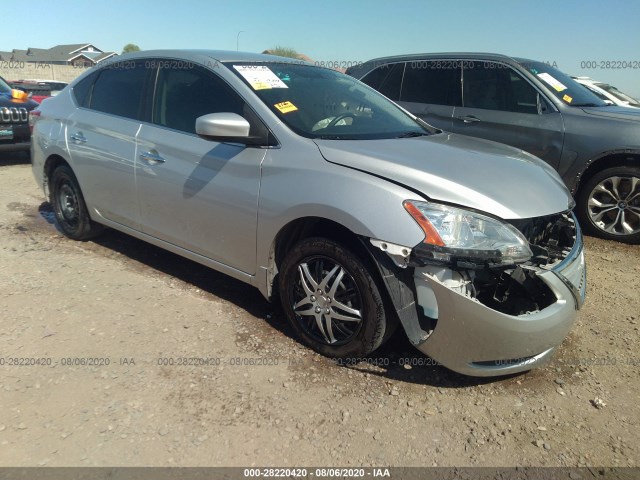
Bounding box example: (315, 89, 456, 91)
(596, 83, 640, 107)
(0, 76, 12, 94)
(582, 85, 613, 103)
(226, 62, 430, 140)
(518, 60, 607, 107)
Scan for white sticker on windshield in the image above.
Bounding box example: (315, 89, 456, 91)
(537, 72, 567, 92)
(233, 65, 288, 90)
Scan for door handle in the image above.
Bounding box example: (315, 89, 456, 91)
(69, 132, 87, 144)
(139, 151, 166, 164)
(456, 115, 481, 124)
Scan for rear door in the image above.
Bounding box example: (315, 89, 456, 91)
(450, 60, 564, 168)
(135, 62, 267, 274)
(65, 60, 153, 229)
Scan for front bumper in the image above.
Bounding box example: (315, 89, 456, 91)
(0, 141, 30, 152)
(410, 225, 586, 377)
(0, 123, 31, 151)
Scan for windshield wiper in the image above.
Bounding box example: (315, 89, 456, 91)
(396, 131, 429, 138)
(571, 103, 605, 107)
(316, 135, 353, 140)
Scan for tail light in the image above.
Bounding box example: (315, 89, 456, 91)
(29, 109, 41, 134)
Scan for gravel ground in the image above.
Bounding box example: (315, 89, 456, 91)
(1, 152, 639, 468)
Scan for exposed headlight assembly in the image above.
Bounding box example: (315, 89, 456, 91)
(403, 200, 532, 267)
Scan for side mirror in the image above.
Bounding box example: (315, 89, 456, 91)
(196, 112, 275, 147)
(196, 112, 251, 141)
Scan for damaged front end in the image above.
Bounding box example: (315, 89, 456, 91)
(369, 205, 586, 377)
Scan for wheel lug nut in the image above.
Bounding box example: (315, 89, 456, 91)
(327, 297, 331, 303)
(310, 295, 316, 302)
(317, 289, 323, 294)
(315, 307, 321, 313)
(325, 308, 330, 314)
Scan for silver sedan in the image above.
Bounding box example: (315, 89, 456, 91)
(31, 50, 586, 376)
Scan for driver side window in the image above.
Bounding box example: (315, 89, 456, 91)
(463, 62, 540, 114)
(153, 64, 267, 136)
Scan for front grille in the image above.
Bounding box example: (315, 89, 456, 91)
(0, 107, 29, 124)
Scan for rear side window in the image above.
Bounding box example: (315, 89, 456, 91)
(89, 61, 150, 120)
(361, 63, 404, 100)
(400, 61, 461, 106)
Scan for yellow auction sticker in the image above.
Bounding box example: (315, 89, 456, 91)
(252, 82, 272, 90)
(563, 94, 573, 103)
(274, 101, 298, 114)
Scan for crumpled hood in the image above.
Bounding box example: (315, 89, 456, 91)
(314, 133, 572, 219)
(580, 105, 640, 121)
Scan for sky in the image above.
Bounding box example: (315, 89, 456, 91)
(2, 0, 639, 96)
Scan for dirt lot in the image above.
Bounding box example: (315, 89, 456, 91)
(0, 152, 639, 468)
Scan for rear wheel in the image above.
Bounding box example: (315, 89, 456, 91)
(577, 166, 640, 244)
(279, 237, 388, 358)
(50, 165, 104, 240)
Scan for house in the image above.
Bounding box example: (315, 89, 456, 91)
(0, 44, 117, 67)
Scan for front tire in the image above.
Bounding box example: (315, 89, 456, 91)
(576, 166, 640, 244)
(50, 165, 104, 240)
(279, 237, 388, 358)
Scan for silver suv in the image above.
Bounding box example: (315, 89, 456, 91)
(31, 51, 586, 377)
(347, 54, 640, 244)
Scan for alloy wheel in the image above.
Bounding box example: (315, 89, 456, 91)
(587, 175, 640, 236)
(290, 256, 363, 345)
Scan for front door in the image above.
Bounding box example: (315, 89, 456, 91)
(135, 63, 266, 274)
(451, 61, 564, 168)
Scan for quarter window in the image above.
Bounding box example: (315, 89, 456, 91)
(72, 71, 99, 108)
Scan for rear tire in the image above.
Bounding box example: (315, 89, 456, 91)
(50, 165, 104, 240)
(279, 237, 388, 358)
(576, 166, 640, 244)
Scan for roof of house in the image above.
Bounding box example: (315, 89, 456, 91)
(0, 44, 117, 64)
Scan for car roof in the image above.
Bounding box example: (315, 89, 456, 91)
(358, 52, 539, 64)
(115, 49, 312, 65)
(347, 52, 540, 77)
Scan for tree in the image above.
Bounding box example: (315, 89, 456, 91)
(122, 44, 141, 54)
(265, 46, 299, 59)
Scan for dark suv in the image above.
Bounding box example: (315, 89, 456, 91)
(0, 75, 39, 151)
(347, 53, 640, 244)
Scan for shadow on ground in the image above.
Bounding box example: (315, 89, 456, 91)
(0, 151, 30, 166)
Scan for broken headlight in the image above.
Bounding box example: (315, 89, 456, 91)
(403, 200, 533, 267)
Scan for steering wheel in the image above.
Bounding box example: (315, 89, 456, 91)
(326, 112, 356, 128)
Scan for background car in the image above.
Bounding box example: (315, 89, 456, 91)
(347, 54, 640, 244)
(0, 75, 39, 151)
(9, 79, 69, 104)
(30, 50, 585, 377)
(572, 76, 640, 108)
